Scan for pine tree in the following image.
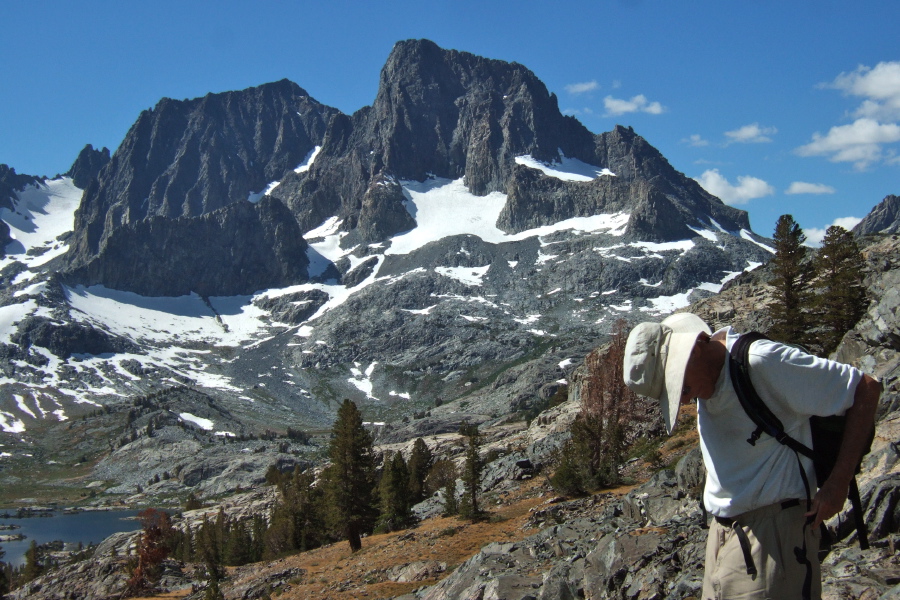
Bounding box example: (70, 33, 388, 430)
(127, 509, 173, 594)
(250, 514, 267, 562)
(180, 526, 194, 562)
(770, 214, 815, 344)
(425, 459, 458, 516)
(22, 540, 41, 583)
(377, 452, 413, 532)
(813, 225, 868, 355)
(321, 399, 378, 552)
(197, 516, 225, 597)
(264, 466, 325, 558)
(552, 320, 637, 493)
(407, 437, 434, 504)
(458, 422, 484, 521)
(184, 491, 203, 511)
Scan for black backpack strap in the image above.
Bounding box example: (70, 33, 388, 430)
(849, 478, 869, 550)
(728, 333, 814, 459)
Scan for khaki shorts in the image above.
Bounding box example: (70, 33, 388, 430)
(703, 500, 821, 600)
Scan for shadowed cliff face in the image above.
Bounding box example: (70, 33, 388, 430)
(62, 80, 336, 295)
(0, 164, 45, 251)
(66, 196, 310, 297)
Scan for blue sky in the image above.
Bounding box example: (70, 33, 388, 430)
(2, 0, 898, 242)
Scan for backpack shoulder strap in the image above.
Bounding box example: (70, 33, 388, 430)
(728, 332, 813, 459)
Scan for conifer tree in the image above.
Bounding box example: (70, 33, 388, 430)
(551, 320, 637, 493)
(458, 422, 484, 520)
(22, 540, 41, 583)
(264, 466, 325, 557)
(197, 516, 225, 598)
(407, 437, 434, 504)
(377, 452, 413, 532)
(813, 225, 868, 355)
(321, 399, 378, 552)
(180, 526, 194, 562)
(770, 214, 815, 344)
(425, 459, 458, 516)
(126, 509, 173, 594)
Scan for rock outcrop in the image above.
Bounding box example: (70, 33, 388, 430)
(61, 40, 759, 298)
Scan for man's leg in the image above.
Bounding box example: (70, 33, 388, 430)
(702, 502, 820, 600)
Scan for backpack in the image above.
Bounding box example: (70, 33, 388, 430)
(728, 332, 872, 549)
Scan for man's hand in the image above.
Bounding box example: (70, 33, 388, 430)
(805, 373, 881, 530)
(806, 476, 850, 529)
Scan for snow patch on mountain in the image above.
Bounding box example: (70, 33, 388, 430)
(390, 177, 629, 256)
(515, 153, 616, 181)
(435, 265, 490, 286)
(65, 286, 268, 346)
(349, 362, 379, 400)
(0, 411, 25, 433)
(741, 229, 775, 253)
(178, 412, 214, 430)
(0, 177, 82, 270)
(294, 145, 322, 174)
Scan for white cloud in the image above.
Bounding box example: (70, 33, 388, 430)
(795, 118, 900, 170)
(565, 80, 599, 95)
(725, 123, 777, 144)
(603, 94, 666, 116)
(683, 134, 710, 147)
(785, 182, 837, 195)
(693, 169, 774, 205)
(803, 216, 863, 246)
(828, 61, 900, 121)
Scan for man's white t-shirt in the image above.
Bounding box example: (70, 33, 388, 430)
(698, 327, 863, 518)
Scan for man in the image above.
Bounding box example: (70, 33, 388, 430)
(623, 313, 880, 600)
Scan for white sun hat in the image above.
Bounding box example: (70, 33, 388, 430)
(622, 313, 711, 434)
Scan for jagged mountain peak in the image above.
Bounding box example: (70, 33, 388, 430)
(854, 194, 900, 235)
(64, 143, 110, 189)
(368, 38, 590, 190)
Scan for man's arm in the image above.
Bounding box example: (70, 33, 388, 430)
(806, 373, 882, 529)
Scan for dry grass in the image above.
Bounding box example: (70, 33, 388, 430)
(237, 479, 550, 600)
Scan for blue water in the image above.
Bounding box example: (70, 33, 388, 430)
(0, 509, 142, 566)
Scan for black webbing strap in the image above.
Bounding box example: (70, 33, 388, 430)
(714, 515, 757, 576)
(850, 478, 869, 550)
(733, 522, 758, 577)
(715, 499, 804, 580)
(794, 453, 814, 600)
